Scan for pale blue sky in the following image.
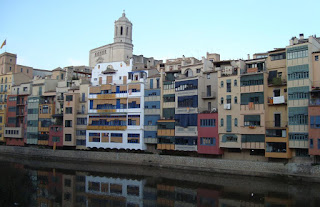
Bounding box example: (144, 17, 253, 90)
(1, 0, 319, 69)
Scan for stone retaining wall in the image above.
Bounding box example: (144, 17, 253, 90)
(0, 146, 319, 181)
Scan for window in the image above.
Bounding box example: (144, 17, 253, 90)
(42, 105, 49, 114)
(318, 139, 320, 149)
(65, 134, 72, 141)
(77, 118, 87, 125)
(270, 52, 286, 61)
(200, 137, 216, 146)
(208, 102, 211, 111)
(221, 81, 224, 87)
(227, 82, 231, 92)
(65, 179, 71, 187)
(65, 120, 72, 127)
(310, 139, 314, 149)
(39, 86, 42, 95)
(234, 96, 238, 104)
(273, 89, 280, 97)
(207, 74, 210, 79)
(148, 120, 152, 125)
(234, 118, 238, 126)
(196, 69, 201, 73)
(65, 107, 72, 114)
(221, 97, 224, 104)
(315, 55, 319, 61)
(128, 133, 140, 143)
(310, 116, 320, 128)
(221, 118, 224, 126)
(21, 68, 23, 72)
(200, 119, 216, 127)
(156, 79, 160, 88)
(66, 95, 73, 101)
(76, 130, 86, 136)
(234, 79, 237, 86)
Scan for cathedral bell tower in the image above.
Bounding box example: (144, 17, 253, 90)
(114, 11, 133, 44)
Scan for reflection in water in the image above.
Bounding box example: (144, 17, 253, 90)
(0, 159, 320, 207)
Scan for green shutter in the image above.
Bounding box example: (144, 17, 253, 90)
(227, 115, 232, 132)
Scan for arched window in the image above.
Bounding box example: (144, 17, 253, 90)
(221, 119, 224, 127)
(234, 118, 238, 127)
(234, 79, 237, 86)
(221, 97, 224, 104)
(221, 81, 224, 87)
(126, 27, 128, 36)
(120, 26, 123, 35)
(234, 96, 238, 104)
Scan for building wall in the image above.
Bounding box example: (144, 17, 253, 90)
(286, 40, 320, 152)
(27, 96, 39, 144)
(197, 113, 222, 155)
(49, 125, 63, 147)
(218, 61, 242, 149)
(64, 93, 78, 147)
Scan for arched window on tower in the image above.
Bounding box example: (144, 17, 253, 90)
(126, 27, 128, 36)
(116, 27, 118, 36)
(121, 26, 123, 35)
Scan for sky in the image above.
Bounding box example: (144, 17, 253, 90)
(1, 0, 320, 70)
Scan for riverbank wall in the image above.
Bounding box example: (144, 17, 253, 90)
(1, 145, 320, 182)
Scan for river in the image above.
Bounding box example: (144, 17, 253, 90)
(0, 155, 319, 207)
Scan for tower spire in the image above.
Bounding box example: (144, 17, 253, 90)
(122, 10, 125, 17)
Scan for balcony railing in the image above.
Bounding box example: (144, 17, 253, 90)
(265, 121, 288, 128)
(310, 98, 320, 106)
(267, 96, 287, 105)
(268, 77, 287, 86)
(57, 96, 64, 101)
(201, 91, 216, 99)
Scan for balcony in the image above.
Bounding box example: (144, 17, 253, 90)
(57, 96, 64, 101)
(265, 121, 288, 129)
(221, 68, 238, 76)
(157, 144, 175, 150)
(175, 107, 198, 114)
(309, 98, 320, 106)
(157, 129, 175, 137)
(201, 91, 216, 99)
(144, 108, 161, 115)
(268, 77, 287, 87)
(87, 125, 127, 130)
(175, 145, 197, 151)
(4, 126, 23, 138)
(267, 96, 287, 105)
(175, 126, 197, 136)
(144, 138, 157, 144)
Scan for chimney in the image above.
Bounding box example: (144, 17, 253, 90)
(299, 33, 304, 40)
(247, 54, 250, 60)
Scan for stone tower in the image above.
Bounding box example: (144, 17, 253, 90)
(114, 11, 133, 44)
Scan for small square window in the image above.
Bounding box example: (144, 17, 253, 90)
(196, 69, 201, 73)
(315, 55, 319, 61)
(207, 74, 210, 79)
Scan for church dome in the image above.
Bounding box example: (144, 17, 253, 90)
(116, 11, 131, 23)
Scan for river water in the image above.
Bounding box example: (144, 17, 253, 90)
(0, 155, 319, 207)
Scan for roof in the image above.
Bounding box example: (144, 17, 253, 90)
(268, 48, 286, 53)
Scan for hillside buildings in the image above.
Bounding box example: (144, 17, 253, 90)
(1, 12, 320, 164)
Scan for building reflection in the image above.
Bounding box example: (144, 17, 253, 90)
(25, 167, 313, 207)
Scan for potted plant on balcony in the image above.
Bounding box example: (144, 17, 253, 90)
(249, 125, 256, 129)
